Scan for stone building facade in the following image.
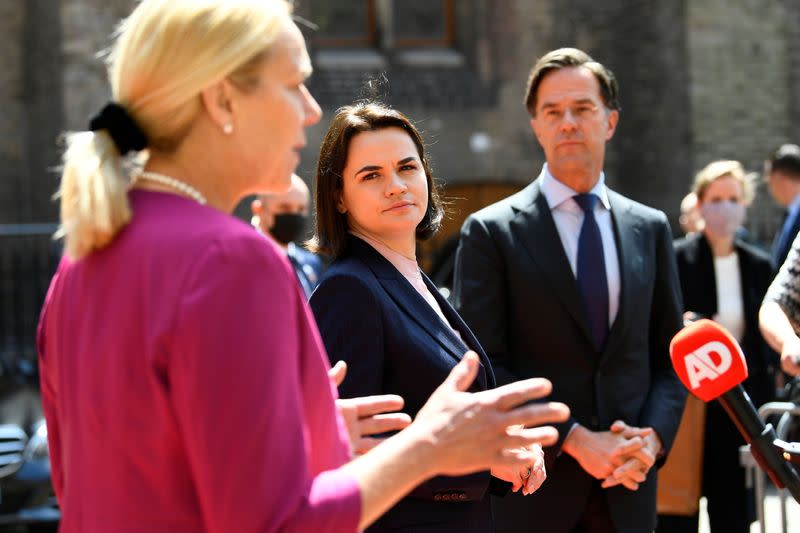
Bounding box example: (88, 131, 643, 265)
(2, 0, 799, 241)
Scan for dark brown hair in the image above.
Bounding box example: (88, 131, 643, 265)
(308, 102, 444, 259)
(524, 47, 620, 116)
(766, 144, 800, 180)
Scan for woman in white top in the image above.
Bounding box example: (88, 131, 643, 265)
(657, 160, 777, 533)
(308, 102, 550, 533)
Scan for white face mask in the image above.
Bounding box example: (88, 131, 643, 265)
(700, 201, 745, 239)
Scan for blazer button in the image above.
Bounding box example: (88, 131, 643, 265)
(434, 493, 442, 502)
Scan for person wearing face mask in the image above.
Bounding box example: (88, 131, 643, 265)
(656, 160, 778, 533)
(251, 173, 324, 298)
(678, 192, 703, 236)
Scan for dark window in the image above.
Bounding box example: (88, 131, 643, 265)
(394, 0, 454, 46)
(302, 0, 454, 48)
(307, 0, 377, 46)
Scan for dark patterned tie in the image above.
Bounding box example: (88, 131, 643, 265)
(573, 193, 609, 352)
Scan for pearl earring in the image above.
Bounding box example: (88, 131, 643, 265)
(223, 123, 233, 135)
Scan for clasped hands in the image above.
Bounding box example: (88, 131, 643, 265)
(563, 420, 661, 491)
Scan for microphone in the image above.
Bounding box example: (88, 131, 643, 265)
(669, 319, 800, 501)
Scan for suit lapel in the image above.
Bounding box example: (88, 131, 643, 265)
(348, 237, 488, 388)
(734, 239, 760, 335)
(695, 235, 718, 315)
(600, 192, 636, 366)
(422, 273, 493, 389)
(510, 181, 595, 348)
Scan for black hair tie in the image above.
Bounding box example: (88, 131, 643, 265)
(88, 102, 148, 155)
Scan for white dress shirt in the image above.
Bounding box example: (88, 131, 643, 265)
(539, 164, 621, 326)
(713, 253, 745, 342)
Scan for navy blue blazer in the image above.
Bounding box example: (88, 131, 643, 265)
(772, 208, 800, 272)
(286, 242, 324, 299)
(310, 235, 500, 533)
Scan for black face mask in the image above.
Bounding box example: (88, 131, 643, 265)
(270, 213, 308, 245)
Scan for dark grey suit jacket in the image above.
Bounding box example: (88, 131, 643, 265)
(453, 178, 686, 533)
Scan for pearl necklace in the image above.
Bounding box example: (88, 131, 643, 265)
(136, 171, 207, 205)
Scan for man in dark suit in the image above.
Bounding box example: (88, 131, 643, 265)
(453, 48, 686, 533)
(251, 174, 324, 298)
(765, 144, 800, 272)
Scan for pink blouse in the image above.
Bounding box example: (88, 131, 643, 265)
(38, 191, 360, 532)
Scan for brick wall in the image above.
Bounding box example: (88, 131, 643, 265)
(687, 0, 793, 242)
(25, 0, 65, 223)
(61, 0, 134, 130)
(0, 0, 134, 224)
(0, 0, 28, 224)
(688, 0, 790, 170)
(789, 1, 800, 144)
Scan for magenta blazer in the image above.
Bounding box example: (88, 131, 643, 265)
(37, 191, 360, 532)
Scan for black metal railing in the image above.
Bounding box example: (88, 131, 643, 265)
(0, 225, 61, 382)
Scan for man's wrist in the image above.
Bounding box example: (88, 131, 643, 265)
(645, 431, 663, 458)
(562, 423, 586, 456)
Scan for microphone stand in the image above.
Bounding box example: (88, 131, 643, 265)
(719, 386, 800, 502)
(774, 440, 800, 465)
(745, 401, 800, 533)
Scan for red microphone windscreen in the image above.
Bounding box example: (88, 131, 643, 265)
(669, 319, 749, 402)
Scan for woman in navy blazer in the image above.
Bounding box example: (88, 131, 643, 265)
(308, 103, 548, 532)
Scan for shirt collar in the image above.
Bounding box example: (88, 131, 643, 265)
(349, 230, 421, 281)
(539, 163, 610, 211)
(788, 193, 800, 218)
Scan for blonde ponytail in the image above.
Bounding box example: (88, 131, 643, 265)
(56, 130, 132, 260)
(54, 0, 294, 259)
